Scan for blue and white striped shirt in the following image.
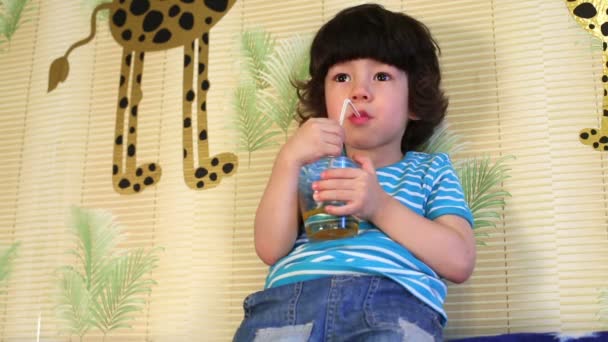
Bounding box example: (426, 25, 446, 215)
(264, 152, 474, 325)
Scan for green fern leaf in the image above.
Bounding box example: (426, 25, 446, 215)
(240, 29, 275, 89)
(0, 0, 31, 41)
(68, 206, 122, 292)
(232, 80, 280, 158)
(259, 34, 311, 136)
(90, 247, 160, 334)
(417, 123, 467, 156)
(56, 267, 92, 336)
(457, 155, 513, 232)
(0, 242, 18, 294)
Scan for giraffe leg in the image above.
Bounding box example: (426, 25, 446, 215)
(112, 50, 162, 194)
(182, 34, 237, 190)
(579, 41, 608, 151)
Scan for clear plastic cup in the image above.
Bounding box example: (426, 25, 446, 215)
(298, 156, 359, 241)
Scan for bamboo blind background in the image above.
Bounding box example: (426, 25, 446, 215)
(0, 0, 607, 340)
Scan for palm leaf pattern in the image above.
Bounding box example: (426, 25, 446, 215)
(0, 0, 31, 46)
(259, 34, 311, 139)
(57, 207, 160, 339)
(421, 126, 513, 243)
(232, 29, 311, 166)
(0, 242, 18, 294)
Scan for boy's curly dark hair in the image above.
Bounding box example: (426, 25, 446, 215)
(296, 3, 447, 153)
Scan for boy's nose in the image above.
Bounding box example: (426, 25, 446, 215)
(350, 82, 372, 101)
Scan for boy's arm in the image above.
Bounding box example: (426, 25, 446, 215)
(254, 149, 302, 266)
(371, 197, 476, 283)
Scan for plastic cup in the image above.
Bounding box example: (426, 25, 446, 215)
(298, 156, 359, 241)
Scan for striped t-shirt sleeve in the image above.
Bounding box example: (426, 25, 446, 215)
(425, 153, 474, 227)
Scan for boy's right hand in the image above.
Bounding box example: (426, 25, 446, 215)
(279, 118, 345, 167)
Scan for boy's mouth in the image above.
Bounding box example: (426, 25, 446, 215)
(349, 110, 371, 124)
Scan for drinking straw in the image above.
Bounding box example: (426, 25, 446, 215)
(339, 98, 361, 126)
(339, 99, 361, 155)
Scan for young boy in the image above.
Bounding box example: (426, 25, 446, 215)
(234, 4, 475, 341)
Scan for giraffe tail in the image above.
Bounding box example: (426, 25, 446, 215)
(48, 2, 112, 92)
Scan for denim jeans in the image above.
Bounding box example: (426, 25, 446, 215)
(233, 275, 443, 342)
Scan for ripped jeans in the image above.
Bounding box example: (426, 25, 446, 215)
(233, 275, 443, 342)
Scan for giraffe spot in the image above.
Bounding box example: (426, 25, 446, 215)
(604, 42, 607, 51)
(205, 17, 213, 25)
(128, 144, 136, 157)
(581, 132, 589, 140)
(202, 32, 209, 45)
(589, 24, 595, 30)
(204, 0, 229, 12)
(179, 12, 195, 30)
(153, 29, 172, 43)
(120, 75, 126, 86)
(136, 168, 143, 177)
(119, 179, 131, 189)
(186, 90, 195, 102)
(591, 129, 598, 135)
(131, 105, 138, 116)
(144, 177, 154, 185)
(139, 52, 145, 61)
(112, 9, 127, 27)
(113, 164, 119, 175)
(605, 89, 607, 96)
(195, 167, 208, 179)
(600, 136, 608, 144)
(594, 142, 600, 149)
(120, 97, 129, 108)
(122, 29, 132, 41)
(149, 163, 156, 171)
(605, 146, 608, 151)
(604, 110, 608, 117)
(200, 130, 207, 141)
(573, 3, 597, 19)
(603, 23, 608, 37)
(210, 173, 217, 181)
(129, 126, 135, 134)
(115, 135, 123, 145)
(201, 101, 206, 111)
(184, 117, 192, 128)
(223, 163, 234, 174)
(126, 54, 132, 66)
(198, 63, 205, 74)
(202, 80, 210, 91)
(603, 75, 608, 83)
(211, 157, 219, 166)
(183, 149, 187, 158)
(181, 0, 195, 3)
(169, 5, 181, 17)
(134, 184, 141, 192)
(136, 74, 142, 84)
(197, 181, 205, 188)
(143, 11, 164, 32)
(130, 0, 150, 16)
(138, 34, 146, 42)
(184, 54, 192, 67)
(119, 0, 125, 3)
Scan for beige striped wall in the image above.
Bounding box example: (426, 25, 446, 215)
(0, 0, 607, 340)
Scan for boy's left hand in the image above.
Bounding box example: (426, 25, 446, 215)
(312, 154, 390, 222)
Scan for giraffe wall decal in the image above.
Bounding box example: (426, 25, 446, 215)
(566, 0, 608, 151)
(48, 0, 239, 194)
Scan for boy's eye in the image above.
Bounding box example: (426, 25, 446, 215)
(374, 72, 391, 81)
(334, 73, 350, 82)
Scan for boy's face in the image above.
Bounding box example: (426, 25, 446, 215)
(324, 58, 414, 156)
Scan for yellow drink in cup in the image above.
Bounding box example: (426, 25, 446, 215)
(298, 156, 360, 241)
